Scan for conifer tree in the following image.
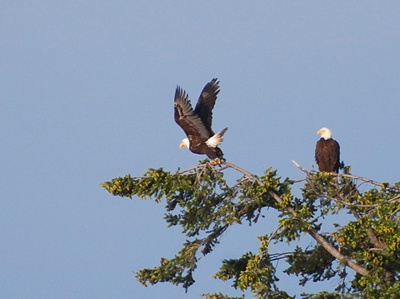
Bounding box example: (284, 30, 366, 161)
(101, 160, 400, 298)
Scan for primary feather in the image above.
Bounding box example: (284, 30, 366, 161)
(194, 79, 220, 135)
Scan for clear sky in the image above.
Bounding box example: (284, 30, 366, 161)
(1, 2, 400, 298)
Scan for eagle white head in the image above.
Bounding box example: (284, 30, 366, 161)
(179, 138, 190, 149)
(317, 127, 333, 140)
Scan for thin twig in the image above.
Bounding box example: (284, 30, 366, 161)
(223, 161, 263, 184)
(268, 224, 284, 245)
(292, 160, 312, 175)
(323, 195, 379, 208)
(177, 163, 209, 175)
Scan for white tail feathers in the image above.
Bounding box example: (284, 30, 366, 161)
(206, 127, 228, 148)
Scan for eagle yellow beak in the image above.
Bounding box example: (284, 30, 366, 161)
(179, 142, 185, 148)
(317, 130, 323, 134)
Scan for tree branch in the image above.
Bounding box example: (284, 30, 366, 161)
(308, 228, 370, 276)
(292, 160, 312, 175)
(224, 161, 370, 277)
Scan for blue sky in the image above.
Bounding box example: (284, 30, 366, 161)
(1, 2, 400, 298)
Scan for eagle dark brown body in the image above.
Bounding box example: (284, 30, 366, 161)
(315, 127, 340, 173)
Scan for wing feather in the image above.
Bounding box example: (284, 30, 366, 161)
(174, 86, 211, 141)
(194, 78, 220, 135)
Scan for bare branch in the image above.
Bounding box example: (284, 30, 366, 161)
(324, 195, 379, 208)
(308, 228, 370, 276)
(177, 163, 209, 175)
(292, 160, 312, 175)
(223, 161, 263, 184)
(268, 224, 284, 245)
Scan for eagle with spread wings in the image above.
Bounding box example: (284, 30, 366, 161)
(174, 78, 228, 164)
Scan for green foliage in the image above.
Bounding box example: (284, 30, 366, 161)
(101, 161, 400, 298)
(284, 242, 337, 287)
(136, 239, 201, 289)
(201, 292, 245, 299)
(213, 235, 292, 298)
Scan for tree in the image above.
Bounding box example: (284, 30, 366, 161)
(101, 160, 400, 298)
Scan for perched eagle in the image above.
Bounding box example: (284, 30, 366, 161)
(315, 127, 340, 173)
(174, 78, 228, 165)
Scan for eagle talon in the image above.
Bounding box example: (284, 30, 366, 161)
(210, 159, 219, 165)
(208, 158, 224, 166)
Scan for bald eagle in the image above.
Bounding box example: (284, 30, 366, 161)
(315, 127, 340, 173)
(174, 78, 228, 164)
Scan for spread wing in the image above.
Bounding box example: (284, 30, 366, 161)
(174, 86, 211, 140)
(194, 78, 220, 135)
